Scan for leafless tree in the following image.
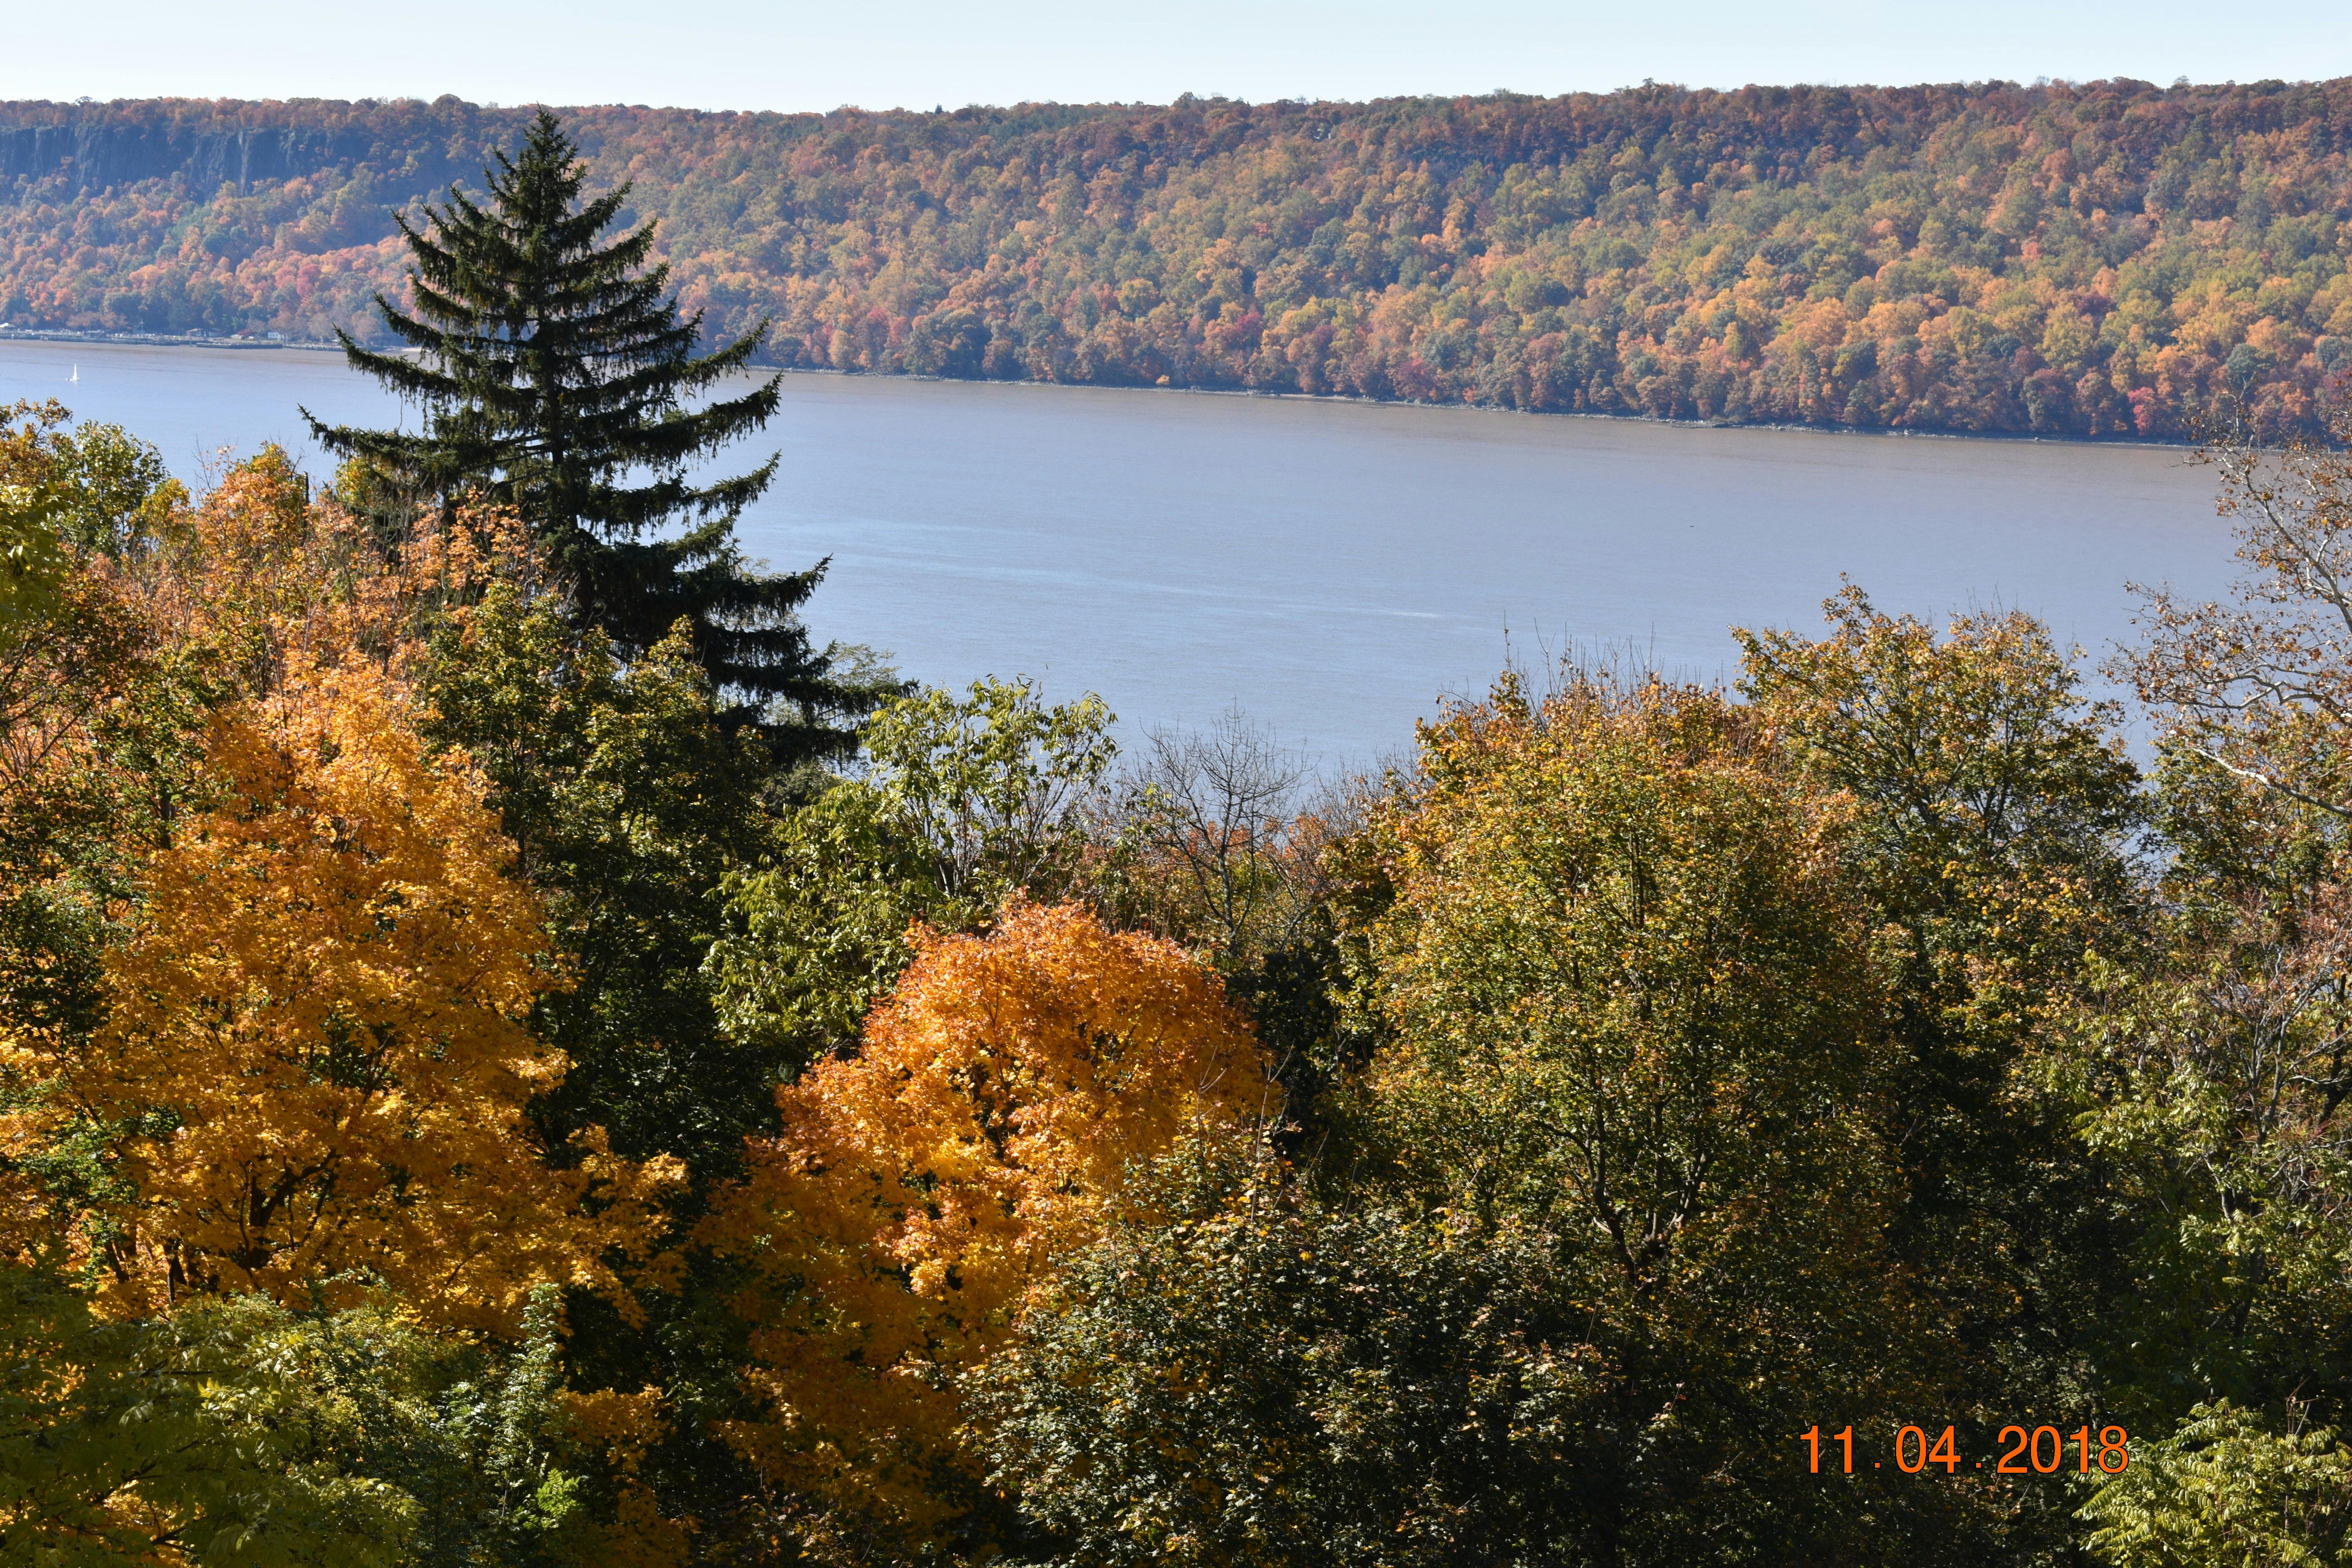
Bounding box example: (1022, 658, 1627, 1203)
(2125, 408, 2352, 818)
(1099, 708, 1363, 962)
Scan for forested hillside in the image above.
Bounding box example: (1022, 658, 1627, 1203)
(4, 81, 2352, 437)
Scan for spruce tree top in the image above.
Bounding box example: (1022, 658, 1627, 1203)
(307, 110, 866, 754)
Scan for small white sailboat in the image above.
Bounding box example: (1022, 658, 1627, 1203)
(69, 365, 78, 383)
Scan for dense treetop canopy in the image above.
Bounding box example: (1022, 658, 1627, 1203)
(17, 384, 2352, 1559)
(4, 78, 2352, 436)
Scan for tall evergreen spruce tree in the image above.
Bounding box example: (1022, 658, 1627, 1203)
(307, 110, 863, 754)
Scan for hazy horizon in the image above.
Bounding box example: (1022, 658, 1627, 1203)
(4, 1, 2348, 119)
(7, 74, 2352, 117)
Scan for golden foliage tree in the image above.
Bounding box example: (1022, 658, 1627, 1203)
(0, 443, 561, 1271)
(76, 667, 675, 1330)
(702, 898, 1269, 1544)
(0, 440, 678, 1330)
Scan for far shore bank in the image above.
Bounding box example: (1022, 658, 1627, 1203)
(1, 327, 344, 352)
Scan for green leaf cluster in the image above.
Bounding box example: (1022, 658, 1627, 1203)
(706, 675, 1116, 1076)
(0, 1270, 601, 1567)
(2083, 1403, 2352, 1567)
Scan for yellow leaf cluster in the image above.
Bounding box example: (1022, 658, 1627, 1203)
(559, 1385, 670, 1475)
(78, 668, 676, 1332)
(118, 445, 536, 701)
(0, 1071, 57, 1266)
(703, 897, 1269, 1532)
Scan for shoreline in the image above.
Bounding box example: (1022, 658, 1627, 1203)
(837, 367, 2200, 453)
(0, 327, 345, 352)
(0, 328, 2197, 452)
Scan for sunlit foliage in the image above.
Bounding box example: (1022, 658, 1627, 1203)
(6, 80, 2352, 436)
(705, 675, 1113, 1074)
(0, 1267, 417, 1566)
(80, 668, 675, 1329)
(702, 898, 1269, 1550)
(9, 384, 2352, 1564)
(2082, 1401, 2352, 1566)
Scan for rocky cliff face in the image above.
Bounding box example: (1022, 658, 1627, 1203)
(2, 121, 367, 191)
(0, 101, 497, 195)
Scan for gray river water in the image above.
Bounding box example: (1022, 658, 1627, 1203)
(1, 336, 2237, 764)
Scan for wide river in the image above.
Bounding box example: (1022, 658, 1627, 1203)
(3, 337, 2236, 764)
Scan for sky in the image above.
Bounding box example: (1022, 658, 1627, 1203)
(5, 0, 2350, 113)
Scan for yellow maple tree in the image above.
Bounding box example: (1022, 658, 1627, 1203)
(78, 667, 677, 1332)
(0, 445, 561, 1272)
(702, 897, 1270, 1538)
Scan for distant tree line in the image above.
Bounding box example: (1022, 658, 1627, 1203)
(3, 78, 2352, 438)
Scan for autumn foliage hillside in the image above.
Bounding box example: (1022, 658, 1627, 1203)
(6, 79, 2352, 437)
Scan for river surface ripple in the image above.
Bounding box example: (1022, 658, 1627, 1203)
(2, 337, 2234, 764)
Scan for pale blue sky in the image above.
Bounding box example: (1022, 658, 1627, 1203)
(9, 1, 2349, 112)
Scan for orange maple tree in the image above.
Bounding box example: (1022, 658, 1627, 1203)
(118, 445, 536, 699)
(702, 897, 1270, 1536)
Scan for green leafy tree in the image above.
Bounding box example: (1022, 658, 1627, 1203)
(419, 583, 810, 1553)
(702, 781, 948, 1076)
(420, 584, 779, 1181)
(2083, 1403, 2352, 1567)
(36, 414, 177, 559)
(1737, 586, 2147, 1511)
(2077, 425, 2352, 1444)
(2060, 889, 2352, 1436)
(0, 401, 78, 642)
(0, 1268, 418, 1566)
(858, 675, 1118, 905)
(1736, 584, 2144, 1051)
(971, 1164, 1620, 1568)
(0, 485, 64, 641)
(307, 111, 858, 751)
(1326, 671, 1966, 1563)
(0, 1267, 648, 1568)
(705, 675, 1115, 1074)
